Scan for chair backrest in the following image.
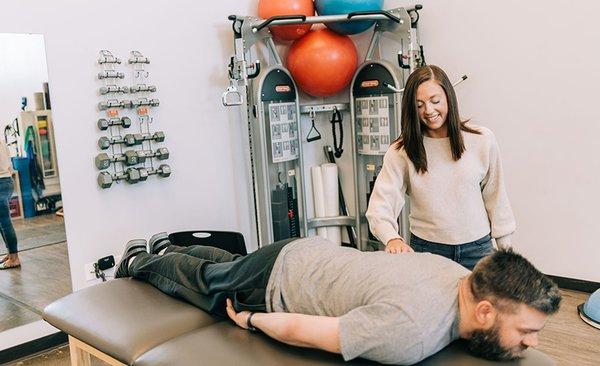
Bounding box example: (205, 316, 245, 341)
(168, 231, 247, 256)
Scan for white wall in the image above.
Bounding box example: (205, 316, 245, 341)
(0, 33, 49, 137)
(387, 0, 600, 282)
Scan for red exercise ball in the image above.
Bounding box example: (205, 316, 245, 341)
(258, 0, 314, 41)
(286, 29, 358, 97)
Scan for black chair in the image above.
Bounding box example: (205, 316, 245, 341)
(168, 231, 247, 256)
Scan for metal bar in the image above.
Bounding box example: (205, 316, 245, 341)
(253, 14, 403, 31)
(307, 216, 356, 230)
(299, 103, 350, 114)
(365, 31, 382, 61)
(265, 37, 282, 66)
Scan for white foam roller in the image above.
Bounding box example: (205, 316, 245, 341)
(311, 166, 328, 239)
(321, 163, 341, 245)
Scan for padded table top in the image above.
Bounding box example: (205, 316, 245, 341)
(44, 278, 555, 366)
(43, 278, 219, 364)
(134, 321, 555, 366)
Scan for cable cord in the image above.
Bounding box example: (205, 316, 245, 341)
(331, 108, 343, 158)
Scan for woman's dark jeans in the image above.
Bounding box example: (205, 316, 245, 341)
(410, 233, 495, 270)
(0, 177, 17, 254)
(130, 238, 295, 317)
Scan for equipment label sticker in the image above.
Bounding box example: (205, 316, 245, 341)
(269, 102, 299, 163)
(355, 96, 391, 155)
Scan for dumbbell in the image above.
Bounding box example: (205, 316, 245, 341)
(131, 98, 160, 108)
(95, 147, 169, 170)
(95, 150, 142, 170)
(138, 131, 165, 143)
(138, 147, 170, 161)
(97, 134, 141, 149)
(97, 169, 142, 189)
(98, 99, 132, 110)
(97, 117, 132, 130)
(128, 56, 150, 64)
(99, 85, 129, 95)
(98, 70, 125, 80)
(138, 164, 172, 181)
(98, 54, 122, 64)
(129, 84, 157, 93)
(119, 147, 169, 164)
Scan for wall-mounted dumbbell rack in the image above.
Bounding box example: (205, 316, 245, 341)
(95, 50, 171, 189)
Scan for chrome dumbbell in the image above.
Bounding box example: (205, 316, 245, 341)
(97, 134, 141, 150)
(94, 150, 141, 170)
(98, 50, 122, 65)
(130, 98, 160, 108)
(138, 164, 172, 181)
(98, 99, 132, 110)
(98, 70, 125, 80)
(99, 85, 130, 95)
(129, 84, 157, 93)
(97, 117, 132, 130)
(128, 51, 150, 64)
(97, 169, 142, 189)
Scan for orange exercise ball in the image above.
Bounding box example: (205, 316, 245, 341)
(286, 29, 358, 97)
(258, 0, 314, 41)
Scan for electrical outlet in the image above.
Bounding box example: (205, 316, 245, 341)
(84, 262, 96, 282)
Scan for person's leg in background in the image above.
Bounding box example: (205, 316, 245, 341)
(0, 177, 19, 269)
(128, 238, 295, 316)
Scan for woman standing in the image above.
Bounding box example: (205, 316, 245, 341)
(0, 139, 19, 270)
(366, 65, 515, 270)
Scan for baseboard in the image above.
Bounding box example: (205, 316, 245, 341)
(548, 275, 600, 293)
(0, 331, 67, 364)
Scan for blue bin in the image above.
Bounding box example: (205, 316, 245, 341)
(11, 157, 36, 218)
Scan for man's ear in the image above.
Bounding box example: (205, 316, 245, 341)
(474, 300, 497, 329)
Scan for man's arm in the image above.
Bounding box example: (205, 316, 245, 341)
(226, 299, 340, 354)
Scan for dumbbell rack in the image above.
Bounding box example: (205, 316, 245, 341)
(96, 50, 171, 189)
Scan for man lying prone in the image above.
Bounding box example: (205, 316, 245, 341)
(116, 236, 560, 365)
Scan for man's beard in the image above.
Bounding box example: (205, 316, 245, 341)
(467, 323, 525, 361)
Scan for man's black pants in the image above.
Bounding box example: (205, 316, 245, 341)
(129, 239, 294, 317)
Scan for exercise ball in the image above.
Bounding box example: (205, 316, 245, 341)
(258, 0, 314, 41)
(287, 29, 357, 97)
(315, 0, 384, 35)
(579, 289, 600, 329)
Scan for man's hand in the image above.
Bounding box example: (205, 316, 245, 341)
(226, 298, 252, 329)
(385, 238, 414, 254)
(225, 299, 341, 354)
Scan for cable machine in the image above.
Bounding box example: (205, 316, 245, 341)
(224, 6, 424, 248)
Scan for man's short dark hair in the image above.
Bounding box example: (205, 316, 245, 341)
(470, 249, 561, 314)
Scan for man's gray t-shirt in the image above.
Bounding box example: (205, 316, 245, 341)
(266, 237, 470, 365)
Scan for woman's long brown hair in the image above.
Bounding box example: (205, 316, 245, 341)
(394, 65, 480, 173)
